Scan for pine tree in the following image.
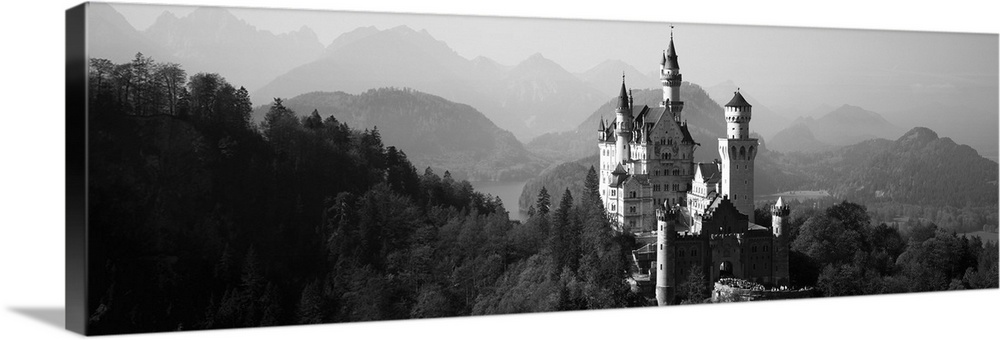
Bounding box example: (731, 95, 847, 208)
(536, 186, 551, 216)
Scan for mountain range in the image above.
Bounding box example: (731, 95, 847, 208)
(88, 3, 325, 91)
(768, 104, 903, 153)
(250, 88, 547, 181)
(773, 127, 998, 208)
(576, 59, 659, 97)
(254, 25, 610, 140)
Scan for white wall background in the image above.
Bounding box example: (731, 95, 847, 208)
(0, 0, 997, 339)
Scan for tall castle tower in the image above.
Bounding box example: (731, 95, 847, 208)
(660, 27, 684, 120)
(771, 197, 790, 286)
(655, 206, 677, 306)
(718, 90, 757, 222)
(614, 79, 632, 165)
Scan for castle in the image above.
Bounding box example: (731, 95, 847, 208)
(596, 31, 790, 305)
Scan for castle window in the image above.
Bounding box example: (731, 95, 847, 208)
(672, 169, 680, 176)
(630, 191, 636, 198)
(764, 246, 769, 252)
(611, 204, 616, 211)
(679, 250, 685, 257)
(692, 249, 697, 256)
(629, 206, 636, 213)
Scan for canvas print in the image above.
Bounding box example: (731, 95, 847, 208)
(68, 1, 999, 335)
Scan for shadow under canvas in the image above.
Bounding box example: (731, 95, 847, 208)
(9, 307, 65, 330)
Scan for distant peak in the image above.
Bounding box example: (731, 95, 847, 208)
(189, 6, 238, 19)
(527, 52, 546, 60)
(898, 127, 939, 143)
(156, 10, 178, 21)
(517, 53, 559, 69)
(387, 25, 418, 33)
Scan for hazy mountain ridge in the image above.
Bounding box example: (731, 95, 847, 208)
(768, 123, 834, 153)
(143, 7, 325, 91)
(770, 104, 903, 150)
(254, 26, 608, 140)
(86, 3, 171, 62)
(577, 60, 659, 96)
(250, 88, 549, 181)
(89, 4, 325, 93)
(772, 127, 998, 207)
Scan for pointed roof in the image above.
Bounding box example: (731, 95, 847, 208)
(660, 50, 667, 65)
(617, 77, 629, 110)
(612, 163, 627, 175)
(696, 163, 722, 183)
(598, 118, 605, 131)
(725, 91, 752, 108)
(664, 38, 679, 69)
(775, 196, 785, 207)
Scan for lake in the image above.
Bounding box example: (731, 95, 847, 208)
(470, 180, 530, 222)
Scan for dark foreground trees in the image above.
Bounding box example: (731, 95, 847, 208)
(87, 55, 640, 334)
(789, 201, 998, 297)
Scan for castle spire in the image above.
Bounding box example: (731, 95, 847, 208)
(664, 28, 679, 69)
(617, 74, 629, 110)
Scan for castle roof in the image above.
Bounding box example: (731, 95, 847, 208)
(695, 163, 721, 183)
(725, 91, 752, 108)
(612, 163, 627, 175)
(775, 196, 785, 207)
(598, 118, 605, 131)
(617, 79, 629, 111)
(678, 122, 696, 144)
(664, 38, 679, 69)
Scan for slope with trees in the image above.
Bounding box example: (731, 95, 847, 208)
(87, 54, 642, 334)
(250, 89, 548, 181)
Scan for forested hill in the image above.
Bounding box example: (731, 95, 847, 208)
(526, 83, 727, 164)
(250, 89, 548, 181)
(518, 155, 599, 212)
(776, 127, 998, 208)
(87, 55, 644, 334)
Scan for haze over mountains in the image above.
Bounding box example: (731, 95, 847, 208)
(89, 3, 324, 91)
(250, 88, 547, 181)
(255, 25, 611, 140)
(769, 105, 903, 153)
(92, 4, 997, 163)
(775, 127, 998, 207)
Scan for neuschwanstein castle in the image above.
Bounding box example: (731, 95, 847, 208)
(597, 31, 791, 305)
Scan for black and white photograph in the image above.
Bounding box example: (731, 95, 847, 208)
(3, 0, 1000, 339)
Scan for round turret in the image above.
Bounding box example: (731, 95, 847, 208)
(771, 197, 790, 217)
(724, 90, 752, 139)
